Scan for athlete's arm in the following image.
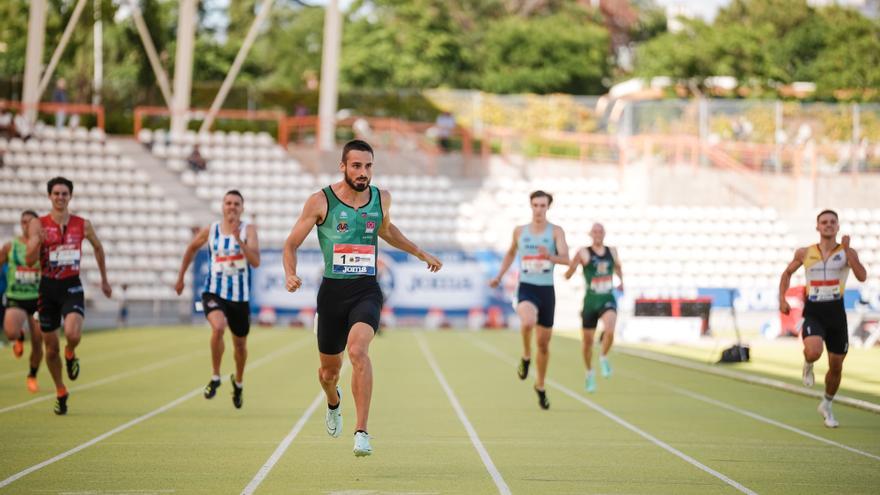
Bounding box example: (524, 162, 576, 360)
(842, 235, 867, 282)
(84, 219, 112, 298)
(779, 247, 806, 315)
(237, 223, 260, 268)
(490, 226, 520, 288)
(174, 226, 210, 295)
(377, 190, 442, 272)
(24, 218, 42, 266)
(545, 225, 570, 265)
(611, 247, 624, 291)
(283, 192, 325, 292)
(0, 242, 10, 264)
(564, 247, 584, 280)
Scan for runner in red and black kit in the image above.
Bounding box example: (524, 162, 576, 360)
(26, 176, 112, 415)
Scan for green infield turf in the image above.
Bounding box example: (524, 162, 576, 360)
(1, 326, 878, 494)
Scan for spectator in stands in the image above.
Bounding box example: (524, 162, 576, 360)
(117, 284, 129, 328)
(187, 145, 207, 172)
(52, 78, 68, 129)
(435, 111, 456, 152)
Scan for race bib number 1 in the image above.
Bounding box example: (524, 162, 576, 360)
(49, 244, 81, 267)
(332, 244, 376, 275)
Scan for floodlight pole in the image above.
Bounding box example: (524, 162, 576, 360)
(200, 0, 276, 133)
(93, 0, 103, 105)
(128, 0, 174, 108)
(37, 0, 89, 98)
(22, 0, 48, 123)
(318, 0, 342, 152)
(171, 0, 198, 136)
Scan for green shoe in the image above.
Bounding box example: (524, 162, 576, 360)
(326, 386, 342, 438)
(586, 373, 597, 393)
(600, 357, 612, 378)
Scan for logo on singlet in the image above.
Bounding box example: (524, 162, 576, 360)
(366, 221, 376, 234)
(336, 221, 349, 233)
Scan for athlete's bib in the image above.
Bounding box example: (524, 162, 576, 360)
(521, 255, 552, 274)
(213, 253, 247, 276)
(332, 244, 376, 276)
(14, 267, 40, 285)
(808, 280, 842, 302)
(590, 275, 613, 293)
(48, 244, 82, 268)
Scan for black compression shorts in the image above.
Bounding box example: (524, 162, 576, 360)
(802, 299, 848, 355)
(316, 277, 382, 355)
(202, 292, 251, 337)
(38, 277, 85, 332)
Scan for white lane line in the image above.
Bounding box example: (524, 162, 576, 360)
(0, 337, 309, 489)
(241, 363, 350, 495)
(0, 350, 204, 415)
(617, 347, 880, 414)
(622, 372, 880, 462)
(470, 337, 757, 495)
(417, 334, 512, 495)
(240, 390, 325, 495)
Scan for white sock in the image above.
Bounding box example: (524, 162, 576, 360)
(212, 374, 221, 381)
(236, 381, 243, 388)
(599, 355, 608, 363)
(586, 369, 594, 378)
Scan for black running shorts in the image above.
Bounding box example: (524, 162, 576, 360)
(202, 292, 251, 337)
(316, 276, 382, 355)
(5, 296, 39, 316)
(516, 282, 556, 328)
(582, 298, 618, 330)
(802, 299, 848, 355)
(38, 277, 85, 332)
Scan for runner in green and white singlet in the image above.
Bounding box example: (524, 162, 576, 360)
(283, 140, 442, 457)
(2, 210, 43, 393)
(565, 223, 623, 393)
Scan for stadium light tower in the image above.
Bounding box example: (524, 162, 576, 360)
(22, 0, 48, 123)
(318, 0, 342, 151)
(171, 0, 198, 136)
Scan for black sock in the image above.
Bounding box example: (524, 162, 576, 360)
(824, 394, 834, 402)
(355, 429, 367, 435)
(328, 401, 340, 410)
(522, 357, 530, 362)
(29, 366, 37, 377)
(17, 334, 24, 342)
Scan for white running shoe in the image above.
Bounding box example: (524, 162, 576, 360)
(353, 431, 373, 457)
(818, 400, 839, 428)
(326, 386, 342, 438)
(802, 361, 815, 387)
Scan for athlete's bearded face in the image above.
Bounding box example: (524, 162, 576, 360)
(530, 197, 549, 222)
(222, 194, 244, 223)
(341, 150, 373, 192)
(816, 213, 839, 240)
(49, 184, 71, 211)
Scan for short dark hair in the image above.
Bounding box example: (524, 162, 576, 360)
(342, 139, 374, 163)
(530, 190, 553, 205)
(225, 190, 244, 202)
(817, 209, 838, 221)
(21, 210, 38, 219)
(47, 176, 73, 195)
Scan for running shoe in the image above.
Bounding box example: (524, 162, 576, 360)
(326, 386, 342, 438)
(65, 355, 80, 381)
(535, 387, 550, 410)
(204, 378, 221, 399)
(54, 393, 69, 415)
(585, 373, 596, 393)
(600, 356, 612, 378)
(353, 431, 372, 457)
(230, 374, 243, 409)
(517, 358, 530, 380)
(818, 399, 839, 428)
(12, 338, 23, 359)
(802, 361, 815, 387)
(26, 375, 38, 394)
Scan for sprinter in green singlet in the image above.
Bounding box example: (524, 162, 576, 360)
(565, 223, 623, 393)
(490, 191, 569, 410)
(283, 139, 442, 457)
(2, 210, 43, 393)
